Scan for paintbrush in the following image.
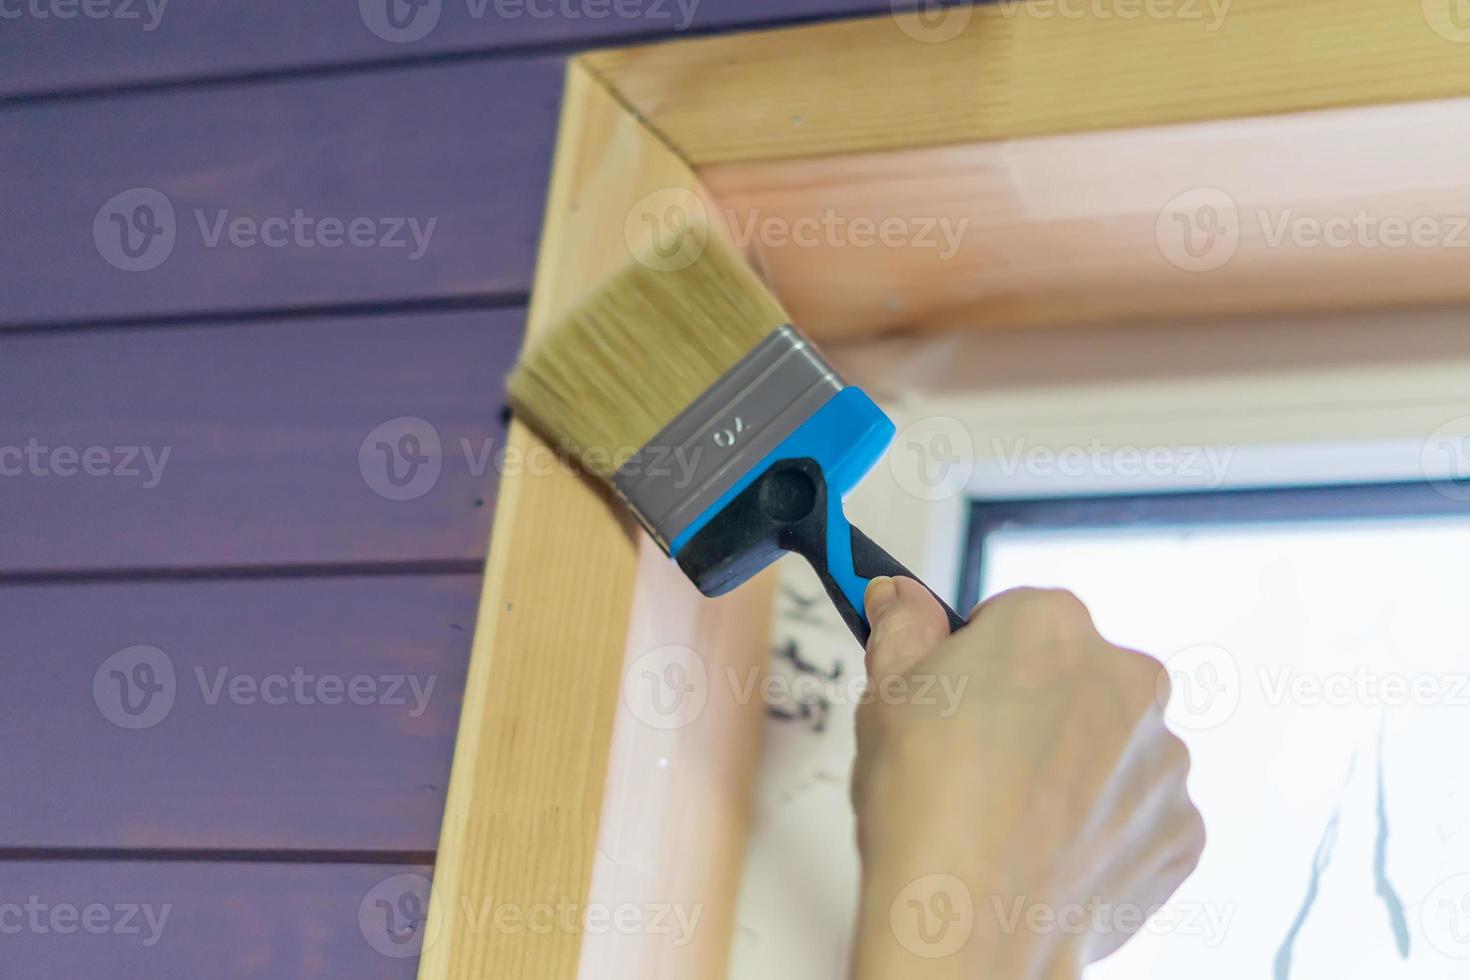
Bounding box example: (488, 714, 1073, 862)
(508, 228, 967, 645)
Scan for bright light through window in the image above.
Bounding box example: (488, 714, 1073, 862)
(980, 514, 1470, 977)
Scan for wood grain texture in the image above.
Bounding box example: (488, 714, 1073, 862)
(703, 97, 1470, 338)
(1, 860, 432, 978)
(419, 60, 772, 980)
(577, 546, 773, 980)
(0, 309, 519, 573)
(0, 0, 894, 99)
(0, 57, 561, 326)
(1, 575, 476, 850)
(585, 0, 1470, 165)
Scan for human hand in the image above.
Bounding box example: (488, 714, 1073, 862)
(850, 579, 1205, 979)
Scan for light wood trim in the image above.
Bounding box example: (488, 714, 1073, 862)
(583, 0, 1470, 165)
(576, 546, 773, 979)
(704, 97, 1470, 338)
(418, 61, 770, 980)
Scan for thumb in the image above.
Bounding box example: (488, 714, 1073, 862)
(863, 576, 952, 682)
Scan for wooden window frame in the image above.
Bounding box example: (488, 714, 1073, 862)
(420, 5, 1470, 978)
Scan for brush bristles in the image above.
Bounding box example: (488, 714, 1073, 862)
(508, 230, 788, 480)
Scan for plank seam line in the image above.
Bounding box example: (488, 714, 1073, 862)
(0, 848, 437, 865)
(0, 293, 531, 337)
(0, 559, 488, 588)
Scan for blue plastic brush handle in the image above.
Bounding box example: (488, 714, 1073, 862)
(669, 387, 968, 644)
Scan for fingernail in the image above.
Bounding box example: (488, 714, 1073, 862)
(864, 576, 898, 625)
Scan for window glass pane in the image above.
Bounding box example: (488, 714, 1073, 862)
(981, 516, 1470, 976)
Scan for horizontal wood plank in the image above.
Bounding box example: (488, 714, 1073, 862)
(704, 98, 1470, 338)
(0, 0, 892, 99)
(0, 860, 432, 978)
(0, 57, 561, 326)
(585, 0, 1470, 165)
(1, 575, 476, 850)
(0, 309, 519, 573)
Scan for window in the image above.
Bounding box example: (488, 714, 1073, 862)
(964, 482, 1470, 976)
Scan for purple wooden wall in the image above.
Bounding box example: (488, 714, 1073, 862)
(0, 0, 903, 973)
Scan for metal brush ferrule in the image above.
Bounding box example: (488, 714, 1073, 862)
(612, 325, 844, 552)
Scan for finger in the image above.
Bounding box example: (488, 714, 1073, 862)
(864, 576, 952, 682)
